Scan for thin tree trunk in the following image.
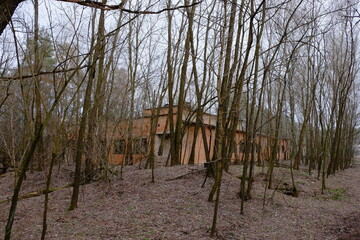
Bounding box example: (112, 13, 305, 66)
(4, 58, 88, 239)
(171, 0, 195, 166)
(34, 0, 44, 171)
(85, 0, 107, 180)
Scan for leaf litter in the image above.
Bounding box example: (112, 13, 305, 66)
(1, 161, 360, 240)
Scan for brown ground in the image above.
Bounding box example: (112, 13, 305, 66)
(1, 160, 360, 240)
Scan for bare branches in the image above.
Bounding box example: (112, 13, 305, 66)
(0, 65, 90, 81)
(57, 0, 203, 14)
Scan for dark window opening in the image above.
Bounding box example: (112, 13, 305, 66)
(133, 138, 147, 154)
(256, 144, 261, 153)
(114, 139, 126, 154)
(239, 142, 245, 153)
(158, 148, 163, 156)
(230, 142, 237, 153)
(238, 142, 260, 153)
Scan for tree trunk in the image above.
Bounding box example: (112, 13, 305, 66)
(86, 0, 107, 180)
(0, 0, 25, 36)
(68, 43, 99, 210)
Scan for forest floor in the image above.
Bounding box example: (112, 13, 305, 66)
(1, 158, 360, 240)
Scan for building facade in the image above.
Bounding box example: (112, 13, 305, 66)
(108, 106, 289, 166)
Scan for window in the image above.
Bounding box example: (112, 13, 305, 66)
(114, 139, 126, 154)
(230, 142, 237, 153)
(238, 142, 260, 153)
(133, 138, 147, 154)
(140, 138, 148, 153)
(256, 143, 261, 153)
(239, 142, 245, 153)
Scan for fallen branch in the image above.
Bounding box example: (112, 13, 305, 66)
(274, 163, 292, 169)
(166, 169, 205, 181)
(0, 183, 73, 204)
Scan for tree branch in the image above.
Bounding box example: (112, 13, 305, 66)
(56, 0, 203, 13)
(0, 65, 91, 81)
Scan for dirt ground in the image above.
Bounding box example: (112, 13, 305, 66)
(1, 160, 360, 240)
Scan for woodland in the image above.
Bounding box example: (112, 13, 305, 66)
(0, 0, 359, 239)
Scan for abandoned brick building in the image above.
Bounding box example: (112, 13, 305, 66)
(108, 105, 289, 167)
